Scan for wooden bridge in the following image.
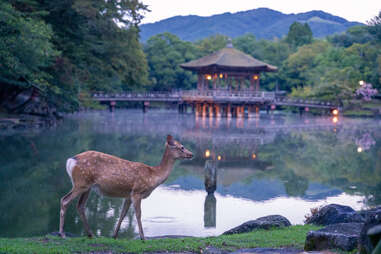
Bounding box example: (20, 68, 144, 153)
(92, 90, 340, 115)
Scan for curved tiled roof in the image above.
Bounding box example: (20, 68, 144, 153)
(180, 47, 277, 72)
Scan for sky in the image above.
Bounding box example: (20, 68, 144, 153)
(140, 0, 380, 24)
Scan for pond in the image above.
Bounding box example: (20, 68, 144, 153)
(0, 110, 380, 238)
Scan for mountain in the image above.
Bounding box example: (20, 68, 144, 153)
(139, 8, 363, 42)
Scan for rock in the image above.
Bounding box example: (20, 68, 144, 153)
(223, 215, 291, 235)
(304, 222, 363, 251)
(305, 204, 364, 226)
(358, 208, 381, 254)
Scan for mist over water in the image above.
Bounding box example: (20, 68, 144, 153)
(0, 109, 380, 238)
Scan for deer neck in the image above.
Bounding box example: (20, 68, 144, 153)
(156, 146, 176, 183)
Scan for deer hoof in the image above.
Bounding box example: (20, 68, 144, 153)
(59, 232, 66, 238)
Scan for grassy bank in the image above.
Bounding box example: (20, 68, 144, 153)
(0, 225, 339, 254)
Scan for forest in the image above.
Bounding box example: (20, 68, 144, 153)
(0, 0, 380, 112)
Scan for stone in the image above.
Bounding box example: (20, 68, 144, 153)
(223, 215, 291, 235)
(304, 222, 363, 251)
(358, 208, 381, 254)
(305, 204, 365, 226)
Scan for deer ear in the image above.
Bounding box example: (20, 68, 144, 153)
(167, 135, 175, 146)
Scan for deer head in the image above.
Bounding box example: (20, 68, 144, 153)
(166, 135, 193, 159)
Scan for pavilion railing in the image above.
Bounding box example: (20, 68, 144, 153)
(181, 89, 276, 99)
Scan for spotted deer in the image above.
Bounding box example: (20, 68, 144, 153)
(59, 135, 193, 240)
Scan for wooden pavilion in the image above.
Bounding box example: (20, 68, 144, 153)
(180, 40, 277, 92)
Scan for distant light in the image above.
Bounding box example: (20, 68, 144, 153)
(251, 153, 257, 159)
(359, 80, 365, 86)
(332, 116, 339, 123)
(219, 73, 223, 79)
(357, 147, 363, 153)
(253, 75, 259, 80)
(205, 149, 211, 158)
(217, 155, 222, 161)
(332, 109, 339, 116)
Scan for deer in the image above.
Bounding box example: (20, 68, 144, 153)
(59, 135, 193, 240)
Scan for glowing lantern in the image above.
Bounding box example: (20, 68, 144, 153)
(332, 109, 339, 116)
(219, 73, 223, 78)
(206, 74, 212, 80)
(217, 155, 222, 161)
(359, 80, 365, 86)
(357, 147, 363, 153)
(251, 153, 257, 159)
(253, 75, 259, 80)
(205, 149, 211, 158)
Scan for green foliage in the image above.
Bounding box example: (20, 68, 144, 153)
(285, 22, 313, 48)
(144, 33, 198, 91)
(328, 26, 373, 47)
(0, 225, 322, 254)
(0, 2, 58, 88)
(368, 11, 381, 43)
(0, 0, 149, 111)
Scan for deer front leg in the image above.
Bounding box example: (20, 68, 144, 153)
(77, 189, 94, 238)
(113, 198, 132, 239)
(132, 196, 145, 241)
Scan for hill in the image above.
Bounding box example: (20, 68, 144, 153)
(139, 8, 363, 42)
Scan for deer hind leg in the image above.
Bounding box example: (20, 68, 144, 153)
(59, 188, 84, 238)
(132, 196, 145, 241)
(112, 198, 132, 239)
(77, 189, 93, 238)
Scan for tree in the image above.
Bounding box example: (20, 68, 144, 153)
(285, 22, 313, 48)
(368, 11, 381, 43)
(144, 33, 198, 91)
(0, 0, 149, 112)
(0, 2, 58, 90)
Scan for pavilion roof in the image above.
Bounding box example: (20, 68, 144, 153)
(180, 47, 277, 73)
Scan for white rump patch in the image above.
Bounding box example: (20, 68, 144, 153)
(66, 158, 77, 185)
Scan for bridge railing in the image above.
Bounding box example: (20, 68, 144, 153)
(92, 91, 182, 99)
(181, 89, 276, 99)
(275, 97, 338, 107)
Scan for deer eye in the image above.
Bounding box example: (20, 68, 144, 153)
(180, 146, 184, 150)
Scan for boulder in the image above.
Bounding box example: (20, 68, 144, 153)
(358, 209, 381, 254)
(223, 215, 291, 235)
(305, 204, 365, 226)
(304, 222, 363, 251)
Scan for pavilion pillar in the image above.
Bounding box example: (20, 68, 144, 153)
(202, 103, 207, 117)
(255, 75, 260, 91)
(250, 77, 255, 91)
(197, 74, 203, 91)
(208, 104, 214, 118)
(213, 75, 217, 90)
(227, 103, 232, 117)
(248, 105, 254, 118)
(215, 104, 221, 118)
(240, 77, 245, 91)
(228, 77, 232, 92)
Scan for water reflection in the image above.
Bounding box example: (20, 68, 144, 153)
(0, 110, 380, 238)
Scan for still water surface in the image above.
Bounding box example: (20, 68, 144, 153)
(1, 110, 380, 238)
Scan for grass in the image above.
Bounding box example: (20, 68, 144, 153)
(0, 225, 324, 254)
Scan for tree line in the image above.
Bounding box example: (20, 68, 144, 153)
(145, 16, 381, 103)
(1, 1, 380, 112)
